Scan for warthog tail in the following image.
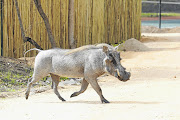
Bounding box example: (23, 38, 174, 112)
(24, 48, 42, 57)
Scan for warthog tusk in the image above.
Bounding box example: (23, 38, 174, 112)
(117, 69, 120, 76)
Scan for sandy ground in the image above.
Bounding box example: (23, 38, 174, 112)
(0, 34, 180, 120)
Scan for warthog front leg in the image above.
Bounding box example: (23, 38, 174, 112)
(87, 79, 110, 103)
(50, 74, 66, 101)
(70, 78, 89, 98)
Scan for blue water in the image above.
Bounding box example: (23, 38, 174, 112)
(141, 19, 180, 28)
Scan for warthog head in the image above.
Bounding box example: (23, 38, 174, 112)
(103, 46, 131, 82)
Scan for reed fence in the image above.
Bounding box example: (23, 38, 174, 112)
(0, 0, 141, 58)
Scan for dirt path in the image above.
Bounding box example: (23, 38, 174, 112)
(0, 34, 180, 120)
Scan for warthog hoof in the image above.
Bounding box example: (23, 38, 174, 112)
(25, 93, 29, 100)
(70, 92, 78, 98)
(102, 99, 110, 103)
(25, 96, 28, 100)
(61, 98, 66, 102)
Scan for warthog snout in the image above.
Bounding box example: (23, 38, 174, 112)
(121, 71, 131, 82)
(116, 69, 131, 82)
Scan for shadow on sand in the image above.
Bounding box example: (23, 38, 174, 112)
(42, 100, 161, 105)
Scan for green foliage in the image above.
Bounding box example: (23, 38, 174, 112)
(60, 77, 69, 81)
(111, 40, 125, 47)
(8, 89, 16, 92)
(4, 71, 11, 80)
(0, 69, 69, 93)
(0, 70, 34, 92)
(142, 13, 180, 17)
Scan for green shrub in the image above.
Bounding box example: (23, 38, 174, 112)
(142, 13, 180, 17)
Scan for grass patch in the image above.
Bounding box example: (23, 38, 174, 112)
(0, 69, 69, 93)
(142, 13, 180, 17)
(0, 70, 52, 93)
(0, 71, 33, 92)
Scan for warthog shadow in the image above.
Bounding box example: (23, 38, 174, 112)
(42, 101, 160, 105)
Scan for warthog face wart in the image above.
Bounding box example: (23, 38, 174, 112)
(103, 46, 131, 82)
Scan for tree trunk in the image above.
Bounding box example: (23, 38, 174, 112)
(68, 0, 76, 49)
(33, 0, 56, 48)
(14, 0, 43, 50)
(25, 37, 43, 50)
(14, 0, 25, 42)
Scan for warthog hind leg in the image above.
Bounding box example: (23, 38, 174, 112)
(70, 78, 89, 98)
(25, 77, 33, 99)
(25, 75, 44, 99)
(50, 73, 66, 101)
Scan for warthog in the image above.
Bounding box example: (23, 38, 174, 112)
(25, 45, 130, 103)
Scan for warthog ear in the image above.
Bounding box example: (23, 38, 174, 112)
(103, 46, 109, 54)
(103, 46, 112, 62)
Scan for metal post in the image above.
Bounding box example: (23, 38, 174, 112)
(159, 0, 162, 29)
